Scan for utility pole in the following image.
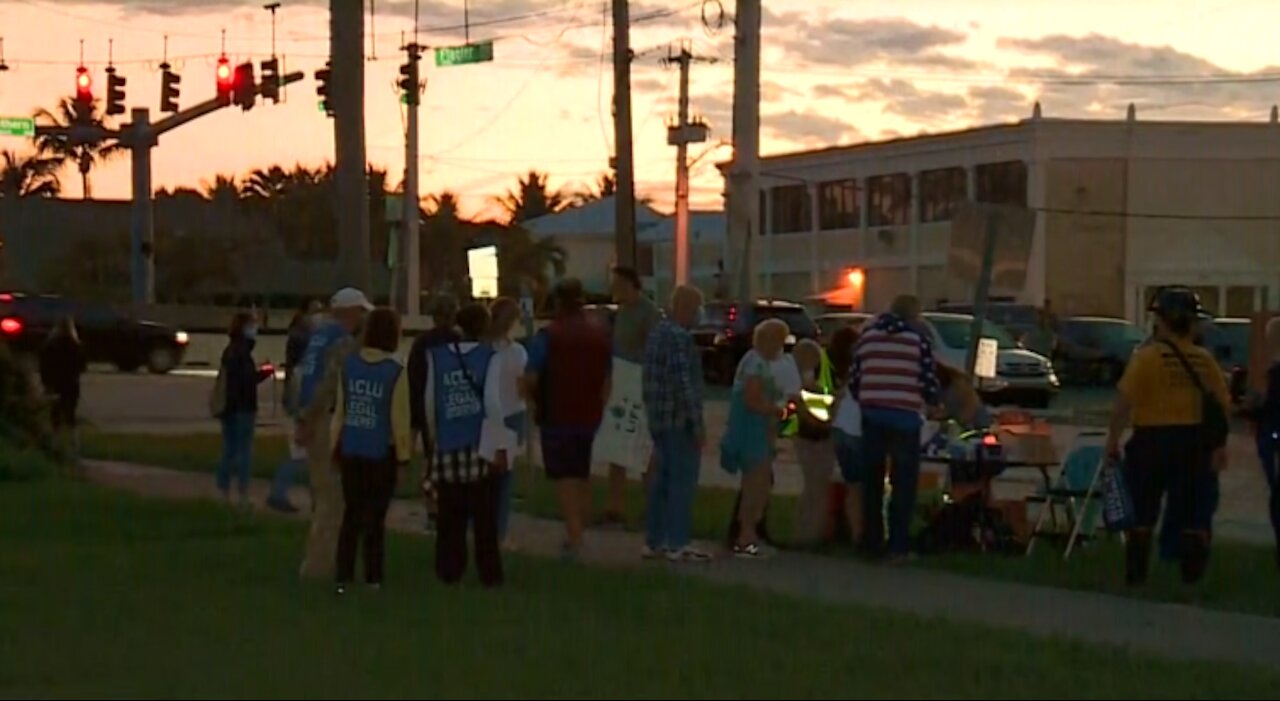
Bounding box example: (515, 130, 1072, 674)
(332, 0, 371, 291)
(664, 43, 710, 287)
(402, 41, 423, 317)
(612, 0, 637, 268)
(726, 0, 761, 300)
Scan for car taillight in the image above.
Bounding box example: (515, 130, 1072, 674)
(0, 293, 13, 303)
(727, 306, 738, 322)
(0, 317, 22, 335)
(724, 327, 734, 339)
(174, 331, 189, 345)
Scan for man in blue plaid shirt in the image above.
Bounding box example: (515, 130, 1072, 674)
(641, 285, 710, 562)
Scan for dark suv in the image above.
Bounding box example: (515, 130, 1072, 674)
(0, 292, 190, 374)
(1055, 316, 1145, 385)
(694, 299, 819, 384)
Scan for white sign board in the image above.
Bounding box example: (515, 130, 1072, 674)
(975, 337, 999, 380)
(592, 360, 653, 473)
(467, 245, 499, 299)
(947, 202, 1037, 290)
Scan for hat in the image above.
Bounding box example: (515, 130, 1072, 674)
(330, 287, 374, 311)
(1147, 286, 1201, 321)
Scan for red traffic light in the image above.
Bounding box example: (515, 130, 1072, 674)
(216, 60, 232, 84)
(75, 66, 92, 100)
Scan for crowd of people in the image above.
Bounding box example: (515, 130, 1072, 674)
(196, 276, 1280, 594)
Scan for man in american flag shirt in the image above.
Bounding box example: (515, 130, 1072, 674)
(850, 294, 941, 562)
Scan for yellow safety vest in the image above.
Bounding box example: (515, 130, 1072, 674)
(781, 350, 836, 437)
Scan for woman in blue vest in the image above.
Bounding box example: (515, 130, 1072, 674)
(329, 307, 411, 594)
(423, 302, 508, 587)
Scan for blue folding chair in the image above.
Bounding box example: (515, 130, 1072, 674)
(1026, 431, 1108, 558)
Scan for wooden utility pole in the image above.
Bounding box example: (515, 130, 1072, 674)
(332, 0, 371, 291)
(664, 43, 710, 287)
(727, 0, 761, 300)
(612, 0, 637, 268)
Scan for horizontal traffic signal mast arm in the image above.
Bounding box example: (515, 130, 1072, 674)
(152, 70, 303, 136)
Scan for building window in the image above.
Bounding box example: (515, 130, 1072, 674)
(975, 161, 1027, 206)
(770, 184, 811, 234)
(818, 179, 860, 230)
(918, 167, 967, 223)
(867, 174, 910, 227)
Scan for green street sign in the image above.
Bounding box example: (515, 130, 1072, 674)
(0, 116, 35, 137)
(434, 41, 494, 67)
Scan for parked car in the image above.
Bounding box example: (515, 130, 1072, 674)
(935, 302, 1042, 342)
(694, 299, 820, 384)
(1200, 316, 1251, 403)
(0, 292, 190, 374)
(918, 312, 1060, 409)
(814, 311, 874, 338)
(1054, 316, 1146, 385)
(582, 303, 618, 328)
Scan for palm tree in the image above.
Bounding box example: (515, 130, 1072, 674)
(201, 174, 242, 206)
(570, 172, 617, 206)
(493, 169, 568, 225)
(497, 226, 568, 299)
(32, 98, 125, 200)
(0, 150, 61, 198)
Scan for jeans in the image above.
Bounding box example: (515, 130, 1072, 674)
(860, 418, 922, 557)
(269, 459, 303, 503)
(1257, 430, 1280, 546)
(217, 411, 256, 496)
(646, 428, 702, 551)
(496, 470, 515, 540)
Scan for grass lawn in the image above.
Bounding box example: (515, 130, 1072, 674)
(4, 480, 1280, 699)
(81, 431, 1280, 620)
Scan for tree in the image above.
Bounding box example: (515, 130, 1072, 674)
(32, 98, 126, 200)
(494, 169, 568, 225)
(496, 226, 568, 300)
(201, 174, 242, 207)
(0, 150, 61, 199)
(421, 191, 471, 295)
(570, 171, 617, 206)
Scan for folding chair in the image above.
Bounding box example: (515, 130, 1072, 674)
(1026, 431, 1108, 558)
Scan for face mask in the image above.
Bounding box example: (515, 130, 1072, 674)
(244, 325, 259, 341)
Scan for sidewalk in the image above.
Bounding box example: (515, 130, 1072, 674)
(83, 459, 1280, 673)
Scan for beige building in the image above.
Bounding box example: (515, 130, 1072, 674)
(739, 111, 1280, 322)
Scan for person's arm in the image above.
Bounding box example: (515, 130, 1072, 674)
(1107, 353, 1143, 457)
(329, 366, 346, 457)
(674, 331, 704, 438)
(482, 354, 514, 470)
(391, 362, 412, 463)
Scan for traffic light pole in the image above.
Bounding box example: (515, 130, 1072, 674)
(37, 71, 304, 306)
(403, 43, 422, 318)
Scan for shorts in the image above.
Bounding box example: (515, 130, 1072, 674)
(287, 420, 309, 461)
(541, 430, 595, 481)
(834, 428, 864, 485)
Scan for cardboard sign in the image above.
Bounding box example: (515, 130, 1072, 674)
(592, 360, 653, 473)
(975, 337, 999, 379)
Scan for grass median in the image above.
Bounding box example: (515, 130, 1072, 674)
(5, 479, 1280, 698)
(82, 430, 1279, 619)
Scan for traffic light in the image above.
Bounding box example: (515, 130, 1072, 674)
(260, 57, 280, 103)
(216, 56, 233, 104)
(105, 67, 127, 116)
(314, 62, 332, 116)
(74, 66, 92, 107)
(232, 62, 255, 110)
(398, 60, 415, 105)
(160, 66, 180, 113)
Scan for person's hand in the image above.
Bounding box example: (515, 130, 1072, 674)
(491, 449, 509, 476)
(1104, 434, 1121, 460)
(1211, 447, 1228, 473)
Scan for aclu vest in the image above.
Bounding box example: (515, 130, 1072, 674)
(296, 319, 349, 410)
(338, 354, 404, 461)
(431, 342, 496, 454)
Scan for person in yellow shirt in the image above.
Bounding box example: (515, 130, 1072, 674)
(329, 307, 412, 595)
(1106, 287, 1230, 586)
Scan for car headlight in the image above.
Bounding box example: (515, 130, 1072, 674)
(174, 331, 189, 345)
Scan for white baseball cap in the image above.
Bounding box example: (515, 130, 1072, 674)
(330, 287, 374, 310)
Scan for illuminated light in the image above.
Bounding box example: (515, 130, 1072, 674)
(0, 293, 13, 302)
(216, 63, 232, 82)
(846, 268, 865, 288)
(727, 305, 738, 322)
(982, 434, 999, 447)
(174, 331, 189, 345)
(76, 72, 91, 90)
(0, 317, 22, 335)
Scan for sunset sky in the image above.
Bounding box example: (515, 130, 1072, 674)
(1, 0, 1277, 218)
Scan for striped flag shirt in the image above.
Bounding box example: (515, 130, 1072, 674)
(851, 314, 940, 415)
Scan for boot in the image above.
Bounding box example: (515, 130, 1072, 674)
(1125, 531, 1152, 586)
(1181, 532, 1210, 585)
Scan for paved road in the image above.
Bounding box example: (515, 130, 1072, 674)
(84, 460, 1280, 673)
(79, 371, 1276, 544)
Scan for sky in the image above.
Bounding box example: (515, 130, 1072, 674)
(1, 0, 1278, 219)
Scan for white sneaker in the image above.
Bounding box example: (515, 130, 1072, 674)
(666, 547, 713, 563)
(641, 545, 668, 560)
